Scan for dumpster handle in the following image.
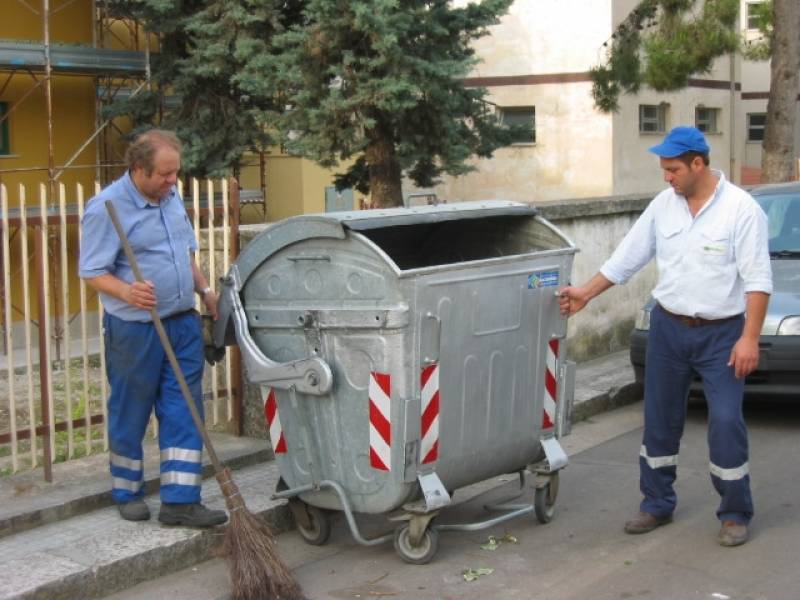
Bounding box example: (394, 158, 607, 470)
(421, 312, 441, 366)
(289, 386, 321, 487)
(272, 480, 394, 547)
(286, 254, 331, 262)
(220, 265, 333, 395)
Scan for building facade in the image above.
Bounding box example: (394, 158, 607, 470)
(424, 0, 799, 203)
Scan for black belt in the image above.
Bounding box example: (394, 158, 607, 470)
(657, 304, 742, 328)
(162, 308, 197, 321)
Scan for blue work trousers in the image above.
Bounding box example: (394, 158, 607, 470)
(104, 311, 205, 504)
(640, 305, 753, 525)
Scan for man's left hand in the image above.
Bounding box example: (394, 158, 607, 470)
(203, 290, 219, 321)
(728, 336, 760, 378)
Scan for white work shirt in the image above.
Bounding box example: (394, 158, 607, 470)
(601, 170, 772, 319)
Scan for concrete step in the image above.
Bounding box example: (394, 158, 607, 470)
(0, 459, 289, 600)
(0, 432, 271, 540)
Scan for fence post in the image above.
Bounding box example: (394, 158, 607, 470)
(228, 177, 243, 435)
(35, 184, 53, 481)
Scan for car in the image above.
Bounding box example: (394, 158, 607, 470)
(630, 181, 800, 398)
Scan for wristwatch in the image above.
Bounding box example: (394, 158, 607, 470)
(199, 286, 213, 298)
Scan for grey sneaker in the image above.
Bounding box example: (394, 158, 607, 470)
(718, 520, 748, 547)
(158, 503, 228, 527)
(118, 499, 151, 521)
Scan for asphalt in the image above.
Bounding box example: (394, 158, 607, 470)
(0, 350, 641, 600)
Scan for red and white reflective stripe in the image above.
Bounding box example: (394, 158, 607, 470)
(369, 372, 392, 471)
(542, 339, 559, 429)
(420, 363, 440, 464)
(263, 387, 287, 454)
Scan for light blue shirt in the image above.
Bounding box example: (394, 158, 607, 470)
(601, 170, 773, 319)
(79, 173, 198, 321)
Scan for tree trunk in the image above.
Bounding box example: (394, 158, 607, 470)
(761, 0, 800, 182)
(365, 130, 403, 208)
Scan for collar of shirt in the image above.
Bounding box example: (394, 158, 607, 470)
(121, 171, 177, 209)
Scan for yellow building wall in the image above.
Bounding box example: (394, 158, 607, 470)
(0, 0, 93, 43)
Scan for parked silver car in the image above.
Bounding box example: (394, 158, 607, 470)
(630, 181, 800, 397)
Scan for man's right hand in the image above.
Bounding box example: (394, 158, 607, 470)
(558, 285, 589, 317)
(124, 280, 157, 310)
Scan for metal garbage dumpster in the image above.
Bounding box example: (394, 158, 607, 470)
(212, 200, 577, 563)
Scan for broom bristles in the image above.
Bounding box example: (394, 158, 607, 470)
(217, 469, 306, 600)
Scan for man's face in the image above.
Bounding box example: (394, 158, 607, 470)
(132, 147, 180, 202)
(660, 156, 702, 198)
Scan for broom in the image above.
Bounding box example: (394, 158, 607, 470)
(105, 200, 305, 600)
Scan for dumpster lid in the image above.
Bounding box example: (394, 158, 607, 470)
(234, 201, 540, 287)
(330, 200, 537, 231)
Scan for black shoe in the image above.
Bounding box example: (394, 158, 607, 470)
(158, 503, 228, 527)
(118, 499, 151, 521)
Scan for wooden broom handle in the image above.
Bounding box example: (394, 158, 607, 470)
(104, 200, 223, 473)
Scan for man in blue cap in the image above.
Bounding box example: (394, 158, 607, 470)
(558, 125, 772, 546)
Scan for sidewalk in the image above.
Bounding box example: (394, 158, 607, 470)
(0, 350, 641, 600)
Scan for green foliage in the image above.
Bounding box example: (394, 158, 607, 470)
(268, 0, 518, 200)
(591, 0, 739, 112)
(742, 0, 773, 61)
(104, 0, 296, 178)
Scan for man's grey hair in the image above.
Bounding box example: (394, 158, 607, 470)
(124, 129, 182, 175)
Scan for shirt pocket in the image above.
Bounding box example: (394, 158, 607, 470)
(656, 220, 684, 256)
(698, 229, 731, 264)
(174, 214, 197, 252)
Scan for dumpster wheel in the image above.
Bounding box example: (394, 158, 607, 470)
(296, 504, 332, 546)
(534, 472, 559, 524)
(394, 524, 439, 565)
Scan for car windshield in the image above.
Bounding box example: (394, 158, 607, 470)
(755, 192, 800, 256)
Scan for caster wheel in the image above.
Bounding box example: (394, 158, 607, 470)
(296, 504, 331, 545)
(534, 472, 559, 524)
(393, 524, 439, 565)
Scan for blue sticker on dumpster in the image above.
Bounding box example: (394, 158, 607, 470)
(528, 270, 560, 289)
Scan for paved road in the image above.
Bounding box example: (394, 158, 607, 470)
(105, 400, 800, 600)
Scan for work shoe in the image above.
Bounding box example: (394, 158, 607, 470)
(158, 503, 228, 527)
(117, 499, 150, 521)
(624, 511, 673, 534)
(718, 520, 748, 547)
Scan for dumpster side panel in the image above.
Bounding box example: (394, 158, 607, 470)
(244, 236, 415, 513)
(411, 251, 574, 492)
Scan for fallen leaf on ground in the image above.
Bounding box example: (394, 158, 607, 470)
(462, 567, 494, 582)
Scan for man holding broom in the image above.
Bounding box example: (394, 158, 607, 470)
(79, 129, 228, 527)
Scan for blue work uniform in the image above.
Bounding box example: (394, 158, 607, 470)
(79, 173, 205, 504)
(601, 170, 772, 525)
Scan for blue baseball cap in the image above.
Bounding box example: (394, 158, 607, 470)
(649, 126, 710, 157)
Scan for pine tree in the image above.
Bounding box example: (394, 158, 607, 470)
(104, 0, 296, 178)
(590, 0, 799, 183)
(266, 0, 519, 207)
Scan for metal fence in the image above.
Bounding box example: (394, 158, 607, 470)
(0, 177, 241, 480)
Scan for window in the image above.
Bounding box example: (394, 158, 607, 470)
(0, 102, 9, 156)
(695, 107, 720, 134)
(747, 113, 766, 142)
(746, 1, 766, 30)
(639, 104, 666, 133)
(500, 106, 535, 144)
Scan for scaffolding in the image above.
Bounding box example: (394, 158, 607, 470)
(0, 1, 152, 189)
